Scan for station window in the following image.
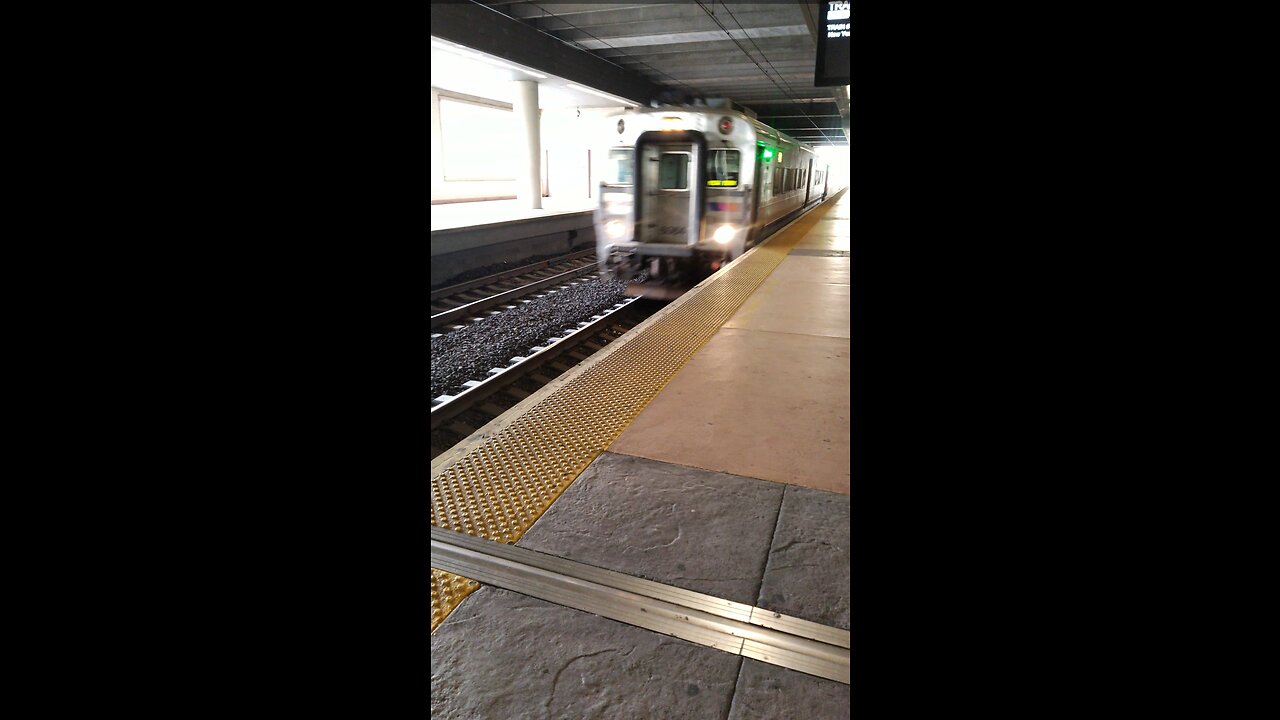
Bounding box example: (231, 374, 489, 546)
(705, 149, 740, 186)
(439, 96, 516, 181)
(607, 148, 634, 185)
(659, 152, 689, 190)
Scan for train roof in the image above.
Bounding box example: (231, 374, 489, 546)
(622, 105, 817, 154)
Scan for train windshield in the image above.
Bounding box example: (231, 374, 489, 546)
(706, 149, 740, 186)
(607, 148, 634, 185)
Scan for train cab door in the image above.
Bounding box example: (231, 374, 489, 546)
(635, 134, 702, 245)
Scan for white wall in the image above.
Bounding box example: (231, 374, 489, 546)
(430, 85, 624, 205)
(540, 106, 626, 202)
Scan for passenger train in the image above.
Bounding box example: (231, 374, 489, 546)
(594, 104, 830, 296)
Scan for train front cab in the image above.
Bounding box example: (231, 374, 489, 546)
(627, 130, 711, 290)
(603, 129, 731, 294)
(634, 130, 703, 250)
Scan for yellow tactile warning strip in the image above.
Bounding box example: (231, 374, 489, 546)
(430, 191, 845, 632)
(430, 568, 479, 631)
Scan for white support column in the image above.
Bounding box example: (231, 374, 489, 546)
(512, 80, 542, 209)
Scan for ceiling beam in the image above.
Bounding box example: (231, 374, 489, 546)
(523, 6, 806, 34)
(430, 3, 663, 106)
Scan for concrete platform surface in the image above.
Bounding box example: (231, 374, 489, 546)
(608, 328, 851, 494)
(518, 451, 784, 606)
(431, 586, 851, 719)
(728, 659, 851, 720)
(431, 585, 742, 719)
(430, 196, 596, 232)
(518, 452, 850, 626)
(758, 485, 852, 629)
(723, 260, 850, 338)
(792, 196, 849, 253)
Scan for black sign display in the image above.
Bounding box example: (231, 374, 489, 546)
(814, 1, 850, 87)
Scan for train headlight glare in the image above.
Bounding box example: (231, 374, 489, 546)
(713, 224, 735, 244)
(606, 220, 626, 238)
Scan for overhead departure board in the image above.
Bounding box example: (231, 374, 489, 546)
(815, 1, 850, 87)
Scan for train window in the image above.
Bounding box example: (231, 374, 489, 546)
(659, 152, 689, 190)
(608, 148, 634, 185)
(774, 167, 782, 190)
(705, 149, 739, 186)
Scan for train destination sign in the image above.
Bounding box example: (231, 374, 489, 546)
(815, 1, 850, 86)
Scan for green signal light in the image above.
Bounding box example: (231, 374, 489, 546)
(762, 148, 774, 160)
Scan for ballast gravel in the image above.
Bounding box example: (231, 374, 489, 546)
(430, 276, 628, 399)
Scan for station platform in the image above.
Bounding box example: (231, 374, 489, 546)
(430, 189, 850, 717)
(430, 195, 596, 232)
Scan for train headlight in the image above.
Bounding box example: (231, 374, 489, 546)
(606, 220, 626, 238)
(713, 224, 735, 244)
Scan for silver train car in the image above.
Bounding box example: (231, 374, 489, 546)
(594, 105, 830, 294)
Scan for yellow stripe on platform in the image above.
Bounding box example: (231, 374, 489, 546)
(430, 191, 843, 631)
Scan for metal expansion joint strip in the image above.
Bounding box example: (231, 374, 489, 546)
(430, 191, 845, 631)
(431, 527, 850, 685)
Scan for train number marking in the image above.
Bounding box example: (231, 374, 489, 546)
(659, 225, 686, 236)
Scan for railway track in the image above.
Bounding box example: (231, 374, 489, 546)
(430, 250, 599, 331)
(430, 296, 657, 460)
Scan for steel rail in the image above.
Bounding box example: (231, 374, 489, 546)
(430, 526, 850, 684)
(430, 296, 640, 431)
(430, 264, 603, 331)
(430, 249, 596, 302)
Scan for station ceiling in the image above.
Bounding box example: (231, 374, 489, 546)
(431, 1, 849, 147)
